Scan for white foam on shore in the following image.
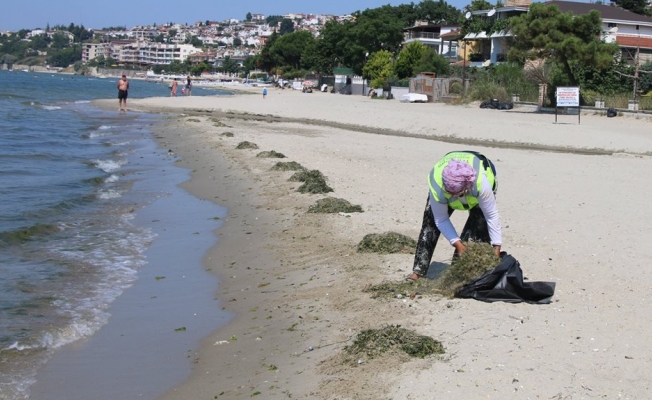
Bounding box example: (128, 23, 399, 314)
(105, 174, 119, 183)
(93, 158, 126, 173)
(97, 189, 123, 199)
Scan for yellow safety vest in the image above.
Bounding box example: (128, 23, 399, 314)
(428, 151, 496, 210)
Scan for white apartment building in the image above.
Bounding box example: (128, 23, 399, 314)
(83, 41, 200, 66)
(81, 42, 110, 63)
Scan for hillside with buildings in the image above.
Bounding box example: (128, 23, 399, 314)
(0, 13, 352, 72)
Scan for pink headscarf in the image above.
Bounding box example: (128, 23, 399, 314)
(442, 159, 476, 195)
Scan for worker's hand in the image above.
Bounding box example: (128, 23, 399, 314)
(493, 245, 502, 258)
(453, 240, 467, 255)
(408, 272, 421, 281)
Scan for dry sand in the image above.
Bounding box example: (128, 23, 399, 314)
(104, 87, 652, 399)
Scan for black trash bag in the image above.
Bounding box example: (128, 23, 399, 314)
(455, 253, 556, 304)
(607, 107, 617, 118)
(480, 99, 501, 109)
(499, 102, 514, 110)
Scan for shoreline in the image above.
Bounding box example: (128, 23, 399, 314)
(27, 113, 231, 400)
(92, 92, 652, 399)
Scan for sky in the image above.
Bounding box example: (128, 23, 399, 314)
(1, 0, 472, 32)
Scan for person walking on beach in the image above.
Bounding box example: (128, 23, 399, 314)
(263, 87, 267, 99)
(170, 78, 178, 96)
(408, 150, 502, 281)
(117, 74, 129, 112)
(185, 76, 192, 96)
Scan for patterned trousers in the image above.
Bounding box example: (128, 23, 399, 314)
(412, 194, 491, 277)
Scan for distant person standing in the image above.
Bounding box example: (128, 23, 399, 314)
(170, 78, 178, 96)
(263, 87, 267, 99)
(185, 76, 192, 96)
(117, 74, 129, 112)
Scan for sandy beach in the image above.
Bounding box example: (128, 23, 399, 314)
(99, 86, 652, 399)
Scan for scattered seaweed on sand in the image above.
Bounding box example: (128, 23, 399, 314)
(436, 241, 499, 298)
(270, 161, 305, 171)
(307, 197, 363, 214)
(235, 141, 259, 150)
(288, 169, 323, 182)
(221, 132, 234, 137)
(344, 325, 444, 363)
(210, 118, 229, 127)
(365, 242, 500, 300)
(289, 170, 333, 194)
(357, 232, 416, 254)
(256, 150, 286, 158)
(364, 279, 439, 299)
(186, 118, 201, 123)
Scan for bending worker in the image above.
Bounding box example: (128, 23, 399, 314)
(409, 151, 502, 281)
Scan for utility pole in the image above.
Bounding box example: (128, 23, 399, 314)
(633, 46, 640, 100)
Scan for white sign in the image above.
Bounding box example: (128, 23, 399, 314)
(556, 86, 580, 107)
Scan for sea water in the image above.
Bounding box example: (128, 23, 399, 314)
(0, 70, 231, 399)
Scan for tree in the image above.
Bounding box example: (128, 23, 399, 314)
(233, 37, 243, 47)
(612, 0, 649, 15)
(279, 19, 295, 35)
(394, 41, 429, 79)
(48, 45, 81, 67)
(417, 0, 462, 25)
(257, 31, 279, 71)
(300, 38, 334, 74)
(269, 30, 314, 70)
(169, 29, 177, 38)
(221, 56, 240, 74)
(414, 48, 450, 76)
(190, 61, 210, 75)
(362, 50, 394, 88)
(30, 34, 50, 50)
(0, 54, 17, 68)
(508, 3, 619, 85)
(266, 15, 284, 27)
(246, 12, 252, 21)
(310, 20, 353, 72)
(50, 32, 70, 49)
(242, 55, 258, 74)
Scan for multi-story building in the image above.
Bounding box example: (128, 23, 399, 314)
(81, 42, 110, 63)
(83, 40, 200, 66)
(403, 20, 460, 58)
(465, 0, 652, 66)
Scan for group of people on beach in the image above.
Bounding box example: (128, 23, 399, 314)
(117, 74, 194, 112)
(170, 76, 193, 97)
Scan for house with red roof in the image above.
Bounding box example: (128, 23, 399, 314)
(464, 0, 652, 66)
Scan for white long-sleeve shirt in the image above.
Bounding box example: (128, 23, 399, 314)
(429, 169, 502, 246)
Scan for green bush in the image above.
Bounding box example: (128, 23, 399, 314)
(581, 89, 600, 106)
(464, 63, 538, 103)
(466, 81, 509, 102)
(449, 81, 463, 95)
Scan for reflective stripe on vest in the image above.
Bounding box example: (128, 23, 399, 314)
(428, 152, 495, 210)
